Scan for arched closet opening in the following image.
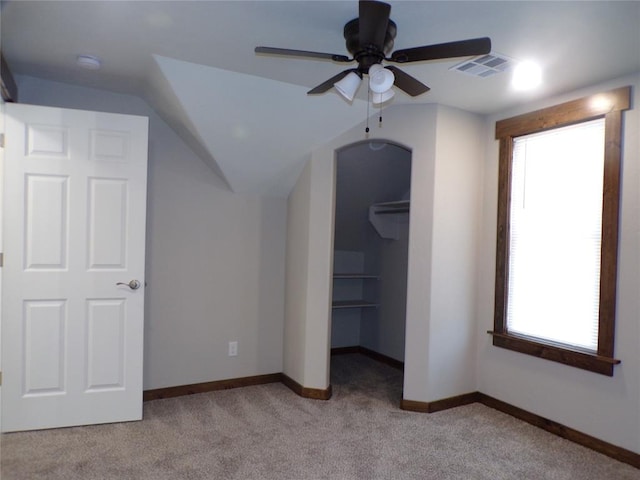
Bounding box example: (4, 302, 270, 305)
(330, 140, 411, 399)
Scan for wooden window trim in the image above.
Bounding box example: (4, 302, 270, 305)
(489, 86, 631, 376)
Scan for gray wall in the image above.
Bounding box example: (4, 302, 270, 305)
(334, 142, 411, 253)
(331, 250, 365, 348)
(366, 224, 409, 362)
(15, 76, 287, 390)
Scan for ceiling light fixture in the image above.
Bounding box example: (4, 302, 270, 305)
(511, 60, 542, 91)
(372, 89, 395, 105)
(76, 55, 102, 70)
(368, 141, 387, 151)
(368, 64, 395, 94)
(334, 71, 362, 102)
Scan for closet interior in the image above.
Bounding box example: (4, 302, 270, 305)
(331, 141, 412, 366)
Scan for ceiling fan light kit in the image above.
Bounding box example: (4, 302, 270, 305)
(368, 63, 395, 94)
(256, 0, 492, 111)
(372, 89, 395, 105)
(334, 71, 363, 102)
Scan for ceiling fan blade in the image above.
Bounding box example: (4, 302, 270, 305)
(385, 66, 430, 97)
(307, 69, 358, 95)
(359, 0, 391, 49)
(389, 37, 491, 63)
(255, 46, 352, 63)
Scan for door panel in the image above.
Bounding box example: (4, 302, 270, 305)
(87, 178, 128, 269)
(2, 103, 148, 432)
(25, 174, 69, 269)
(86, 299, 125, 391)
(23, 300, 67, 396)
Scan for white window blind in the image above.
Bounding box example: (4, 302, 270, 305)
(506, 118, 606, 352)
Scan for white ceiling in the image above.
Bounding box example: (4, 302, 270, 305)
(2, 1, 639, 196)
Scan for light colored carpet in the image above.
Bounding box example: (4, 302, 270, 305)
(1, 354, 638, 479)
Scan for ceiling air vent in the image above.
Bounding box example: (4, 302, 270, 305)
(450, 53, 514, 78)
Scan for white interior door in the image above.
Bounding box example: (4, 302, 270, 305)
(2, 103, 148, 432)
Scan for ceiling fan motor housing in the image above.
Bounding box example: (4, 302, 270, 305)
(344, 18, 397, 73)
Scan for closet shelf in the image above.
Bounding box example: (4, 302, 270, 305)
(332, 300, 379, 309)
(332, 274, 379, 310)
(333, 273, 379, 280)
(369, 200, 410, 240)
(371, 200, 410, 215)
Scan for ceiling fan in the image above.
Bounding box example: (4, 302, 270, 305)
(255, 0, 491, 100)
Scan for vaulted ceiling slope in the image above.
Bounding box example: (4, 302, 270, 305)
(2, 1, 639, 196)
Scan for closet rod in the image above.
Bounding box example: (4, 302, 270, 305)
(374, 208, 410, 215)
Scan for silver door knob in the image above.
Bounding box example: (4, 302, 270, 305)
(117, 280, 141, 290)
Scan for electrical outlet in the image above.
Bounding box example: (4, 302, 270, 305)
(228, 341, 238, 357)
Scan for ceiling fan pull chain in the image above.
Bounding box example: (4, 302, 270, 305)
(365, 86, 371, 133)
(379, 103, 383, 127)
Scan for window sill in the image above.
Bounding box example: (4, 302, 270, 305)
(487, 331, 620, 376)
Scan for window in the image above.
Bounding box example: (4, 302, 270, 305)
(490, 86, 631, 376)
